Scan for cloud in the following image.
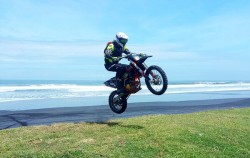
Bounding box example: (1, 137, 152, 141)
(0, 37, 202, 63)
(0, 39, 106, 65)
(156, 7, 250, 53)
(129, 43, 201, 62)
(0, 0, 111, 41)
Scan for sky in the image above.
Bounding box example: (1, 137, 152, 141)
(0, 0, 250, 81)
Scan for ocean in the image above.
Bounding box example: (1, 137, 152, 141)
(1, 80, 250, 110)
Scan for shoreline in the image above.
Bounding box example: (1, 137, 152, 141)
(0, 97, 250, 130)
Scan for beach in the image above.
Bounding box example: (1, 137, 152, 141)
(1, 97, 250, 130)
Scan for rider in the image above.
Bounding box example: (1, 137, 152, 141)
(104, 32, 132, 93)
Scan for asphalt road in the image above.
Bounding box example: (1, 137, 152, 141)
(1, 98, 250, 130)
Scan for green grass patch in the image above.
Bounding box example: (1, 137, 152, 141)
(0, 108, 249, 157)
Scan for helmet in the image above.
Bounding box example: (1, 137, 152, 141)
(115, 32, 128, 47)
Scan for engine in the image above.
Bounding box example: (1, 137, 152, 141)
(124, 76, 141, 93)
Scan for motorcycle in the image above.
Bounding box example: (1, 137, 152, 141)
(104, 53, 168, 114)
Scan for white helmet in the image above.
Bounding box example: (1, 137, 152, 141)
(115, 32, 128, 47)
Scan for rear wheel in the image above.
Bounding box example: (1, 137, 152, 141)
(145, 65, 168, 95)
(109, 91, 127, 114)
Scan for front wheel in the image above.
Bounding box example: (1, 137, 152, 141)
(109, 91, 127, 114)
(145, 65, 168, 95)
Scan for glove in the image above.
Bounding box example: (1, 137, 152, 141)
(124, 50, 131, 54)
(112, 57, 119, 61)
(140, 53, 146, 57)
(121, 50, 130, 55)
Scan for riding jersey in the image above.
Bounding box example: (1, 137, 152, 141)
(104, 41, 130, 69)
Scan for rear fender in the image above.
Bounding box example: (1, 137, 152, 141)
(104, 77, 117, 88)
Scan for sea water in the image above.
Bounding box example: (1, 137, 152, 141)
(0, 80, 250, 110)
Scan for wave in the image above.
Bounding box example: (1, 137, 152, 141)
(0, 82, 250, 102)
(0, 84, 113, 93)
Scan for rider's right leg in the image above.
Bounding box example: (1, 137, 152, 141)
(115, 64, 132, 94)
(116, 70, 126, 94)
(107, 63, 132, 94)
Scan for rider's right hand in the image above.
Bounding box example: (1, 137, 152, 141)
(112, 57, 119, 61)
(140, 53, 146, 57)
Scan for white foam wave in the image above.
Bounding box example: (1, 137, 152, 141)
(0, 97, 43, 103)
(0, 82, 250, 102)
(0, 84, 113, 93)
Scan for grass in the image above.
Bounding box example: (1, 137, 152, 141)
(0, 108, 249, 158)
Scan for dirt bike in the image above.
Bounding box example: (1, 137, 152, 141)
(104, 53, 168, 114)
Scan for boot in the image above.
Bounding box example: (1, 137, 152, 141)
(116, 78, 125, 94)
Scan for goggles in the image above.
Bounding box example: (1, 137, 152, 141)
(120, 38, 128, 45)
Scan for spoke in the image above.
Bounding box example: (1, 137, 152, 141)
(149, 69, 163, 92)
(113, 95, 122, 110)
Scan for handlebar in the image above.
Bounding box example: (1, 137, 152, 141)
(118, 53, 153, 60)
(118, 55, 128, 60)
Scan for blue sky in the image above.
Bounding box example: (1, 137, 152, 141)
(0, 0, 250, 81)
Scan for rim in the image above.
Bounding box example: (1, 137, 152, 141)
(148, 70, 164, 92)
(112, 94, 123, 110)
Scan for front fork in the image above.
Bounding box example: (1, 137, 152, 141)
(143, 63, 156, 81)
